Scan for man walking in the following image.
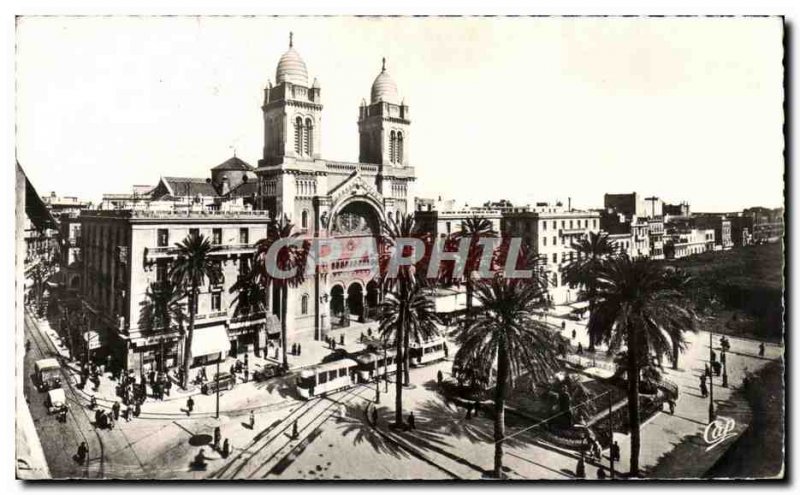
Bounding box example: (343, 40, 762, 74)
(408, 411, 416, 430)
(186, 396, 194, 416)
(249, 410, 255, 430)
(759, 342, 766, 357)
(112, 401, 120, 420)
(76, 442, 88, 465)
(437, 370, 443, 387)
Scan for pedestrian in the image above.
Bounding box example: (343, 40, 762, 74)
(122, 406, 131, 422)
(291, 421, 299, 439)
(134, 402, 141, 418)
(700, 380, 708, 398)
(713, 360, 722, 376)
(187, 396, 194, 416)
(611, 441, 621, 462)
(165, 379, 172, 397)
(58, 406, 68, 423)
(597, 467, 606, 480)
(711, 350, 717, 363)
(371, 406, 378, 426)
(577, 343, 583, 355)
(249, 410, 255, 429)
(571, 329, 576, 340)
(214, 426, 221, 450)
(562, 321, 566, 330)
(112, 401, 120, 420)
(94, 408, 102, 426)
(76, 442, 88, 465)
(465, 403, 472, 420)
(437, 370, 443, 387)
(222, 439, 230, 459)
(332, 340, 336, 350)
(244, 367, 249, 383)
(408, 411, 416, 430)
(340, 334, 344, 346)
(721, 352, 727, 366)
(298, 343, 302, 355)
(759, 342, 765, 357)
(90, 395, 97, 409)
(704, 364, 711, 377)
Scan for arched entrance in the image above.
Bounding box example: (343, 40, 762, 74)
(366, 280, 380, 320)
(330, 285, 346, 327)
(347, 282, 365, 323)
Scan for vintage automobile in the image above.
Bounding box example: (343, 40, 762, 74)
(46, 388, 67, 414)
(201, 372, 236, 395)
(34, 358, 62, 391)
(252, 363, 285, 382)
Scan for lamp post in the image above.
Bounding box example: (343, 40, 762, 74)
(215, 360, 220, 419)
(708, 331, 715, 423)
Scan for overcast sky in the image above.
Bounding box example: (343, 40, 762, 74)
(16, 16, 784, 212)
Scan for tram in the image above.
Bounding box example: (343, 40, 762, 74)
(408, 336, 447, 366)
(353, 347, 399, 383)
(296, 358, 359, 400)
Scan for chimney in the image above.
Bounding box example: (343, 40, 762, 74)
(568, 197, 572, 211)
(221, 177, 230, 196)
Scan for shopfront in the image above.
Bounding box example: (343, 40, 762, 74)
(190, 324, 231, 367)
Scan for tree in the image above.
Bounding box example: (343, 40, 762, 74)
(588, 255, 695, 476)
(138, 280, 187, 335)
(251, 215, 308, 369)
(562, 231, 616, 351)
(454, 215, 497, 314)
(169, 232, 221, 388)
(451, 275, 559, 478)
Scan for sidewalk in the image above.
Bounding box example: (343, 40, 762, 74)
(15, 396, 51, 479)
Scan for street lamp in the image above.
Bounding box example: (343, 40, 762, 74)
(708, 331, 715, 423)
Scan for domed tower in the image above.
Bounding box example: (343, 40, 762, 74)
(358, 58, 410, 167)
(261, 33, 322, 166)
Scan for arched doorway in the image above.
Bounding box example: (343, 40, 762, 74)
(330, 285, 346, 327)
(347, 283, 365, 323)
(366, 280, 380, 320)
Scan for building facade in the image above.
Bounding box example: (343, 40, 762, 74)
(252, 38, 416, 343)
(663, 228, 716, 259)
(500, 203, 600, 304)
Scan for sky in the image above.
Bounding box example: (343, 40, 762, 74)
(15, 16, 785, 212)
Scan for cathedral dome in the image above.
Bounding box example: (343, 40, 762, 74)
(370, 59, 400, 105)
(275, 34, 309, 86)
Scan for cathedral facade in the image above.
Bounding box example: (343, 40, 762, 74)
(255, 36, 416, 343)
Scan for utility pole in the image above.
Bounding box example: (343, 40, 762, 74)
(215, 360, 221, 419)
(608, 392, 615, 479)
(708, 331, 715, 423)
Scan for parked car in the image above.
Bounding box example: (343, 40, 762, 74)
(253, 363, 285, 382)
(201, 372, 235, 395)
(34, 358, 62, 391)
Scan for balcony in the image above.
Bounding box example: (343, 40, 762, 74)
(144, 243, 256, 261)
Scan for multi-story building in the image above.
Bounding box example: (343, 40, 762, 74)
(607, 232, 634, 258)
(415, 198, 502, 238)
(693, 214, 733, 251)
(79, 200, 274, 374)
(743, 207, 784, 244)
(600, 209, 651, 259)
(500, 203, 600, 304)
(663, 228, 716, 259)
(728, 214, 754, 247)
(100, 185, 155, 210)
(252, 37, 416, 342)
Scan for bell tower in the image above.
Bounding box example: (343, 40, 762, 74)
(261, 33, 323, 166)
(358, 58, 410, 167)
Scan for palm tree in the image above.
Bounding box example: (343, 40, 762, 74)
(138, 279, 187, 334)
(562, 231, 616, 350)
(454, 215, 497, 314)
(251, 215, 308, 369)
(169, 232, 221, 388)
(588, 255, 695, 476)
(452, 275, 560, 478)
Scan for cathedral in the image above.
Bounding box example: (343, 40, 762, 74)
(255, 34, 416, 344)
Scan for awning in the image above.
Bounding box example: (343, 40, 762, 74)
(191, 326, 230, 358)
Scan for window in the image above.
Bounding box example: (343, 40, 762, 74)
(239, 228, 249, 245)
(156, 261, 167, 283)
(552, 253, 558, 263)
(157, 229, 169, 247)
(542, 221, 547, 231)
(294, 117, 303, 154)
(396, 132, 404, 163)
(304, 118, 313, 156)
(211, 292, 221, 312)
(552, 221, 557, 229)
(318, 372, 328, 384)
(552, 236, 556, 245)
(301, 294, 309, 315)
(189, 228, 199, 239)
(328, 370, 337, 382)
(570, 220, 573, 229)
(338, 368, 347, 378)
(561, 221, 565, 228)
(301, 210, 309, 230)
(543, 237, 547, 246)
(390, 130, 396, 163)
(212, 228, 222, 245)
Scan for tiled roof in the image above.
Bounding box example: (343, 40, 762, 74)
(226, 180, 258, 198)
(161, 177, 219, 198)
(212, 156, 255, 171)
